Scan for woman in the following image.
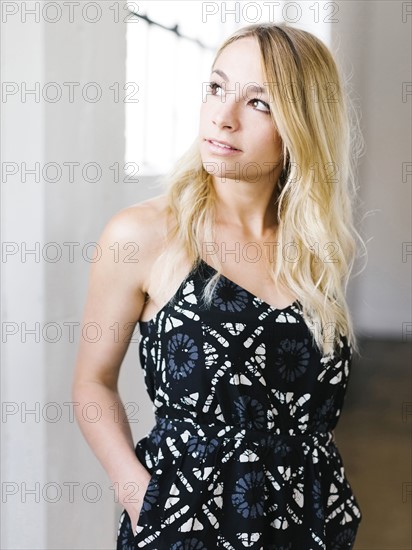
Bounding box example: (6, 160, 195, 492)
(73, 23, 366, 549)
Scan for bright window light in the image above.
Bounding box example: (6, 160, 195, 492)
(125, 1, 331, 177)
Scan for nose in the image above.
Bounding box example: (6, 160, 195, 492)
(212, 93, 240, 130)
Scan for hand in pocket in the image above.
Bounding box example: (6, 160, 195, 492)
(126, 474, 152, 537)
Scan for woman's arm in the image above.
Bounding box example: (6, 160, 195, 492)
(72, 205, 155, 534)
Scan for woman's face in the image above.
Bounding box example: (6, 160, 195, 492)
(199, 37, 283, 186)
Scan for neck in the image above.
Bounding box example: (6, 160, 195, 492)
(211, 177, 279, 238)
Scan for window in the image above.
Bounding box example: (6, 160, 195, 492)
(125, 1, 332, 177)
(125, 1, 228, 176)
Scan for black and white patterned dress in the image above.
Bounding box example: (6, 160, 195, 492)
(116, 258, 362, 550)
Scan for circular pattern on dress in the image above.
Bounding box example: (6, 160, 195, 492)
(233, 395, 266, 431)
(275, 338, 311, 382)
(167, 333, 199, 379)
(212, 278, 249, 312)
(231, 470, 266, 519)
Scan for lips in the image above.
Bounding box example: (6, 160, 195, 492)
(205, 138, 240, 151)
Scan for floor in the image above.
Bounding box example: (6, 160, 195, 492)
(334, 337, 411, 550)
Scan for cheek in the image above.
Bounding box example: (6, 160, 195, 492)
(267, 127, 283, 152)
(254, 128, 282, 156)
(199, 99, 211, 118)
(198, 104, 209, 131)
(272, 136, 283, 156)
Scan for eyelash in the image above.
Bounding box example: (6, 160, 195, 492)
(207, 81, 271, 113)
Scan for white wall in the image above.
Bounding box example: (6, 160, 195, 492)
(1, 2, 410, 550)
(1, 2, 149, 549)
(331, 1, 411, 339)
(1, 7, 48, 549)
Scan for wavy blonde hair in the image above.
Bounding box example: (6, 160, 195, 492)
(150, 22, 367, 358)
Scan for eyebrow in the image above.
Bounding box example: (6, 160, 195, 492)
(211, 69, 268, 96)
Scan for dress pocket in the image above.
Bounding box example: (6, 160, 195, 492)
(131, 427, 188, 531)
(132, 472, 161, 537)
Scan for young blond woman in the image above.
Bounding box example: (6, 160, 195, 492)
(73, 23, 366, 550)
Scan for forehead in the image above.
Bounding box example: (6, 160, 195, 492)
(213, 37, 265, 83)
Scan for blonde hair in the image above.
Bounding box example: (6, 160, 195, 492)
(150, 23, 367, 358)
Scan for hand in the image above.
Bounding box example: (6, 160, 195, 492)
(123, 472, 152, 537)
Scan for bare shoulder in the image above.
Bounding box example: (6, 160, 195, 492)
(99, 194, 169, 294)
(106, 193, 168, 240)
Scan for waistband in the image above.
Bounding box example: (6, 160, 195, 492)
(154, 410, 335, 448)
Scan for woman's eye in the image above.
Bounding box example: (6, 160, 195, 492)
(250, 98, 271, 113)
(207, 81, 223, 95)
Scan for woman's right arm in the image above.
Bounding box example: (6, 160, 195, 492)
(71, 204, 156, 534)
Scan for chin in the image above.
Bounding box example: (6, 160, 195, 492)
(201, 159, 221, 176)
